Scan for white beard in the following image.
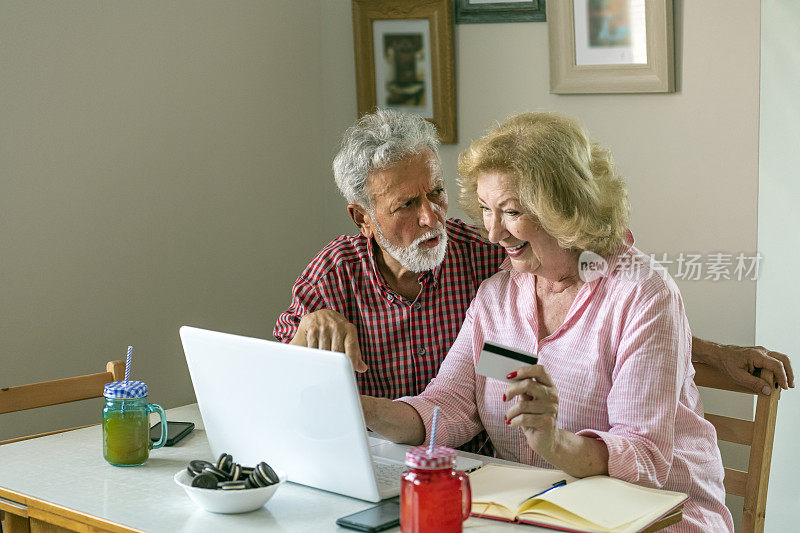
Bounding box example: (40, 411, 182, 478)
(373, 223, 448, 273)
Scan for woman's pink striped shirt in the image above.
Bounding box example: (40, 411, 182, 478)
(399, 241, 734, 532)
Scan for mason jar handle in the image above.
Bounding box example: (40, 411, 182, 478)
(147, 403, 168, 449)
(458, 470, 472, 522)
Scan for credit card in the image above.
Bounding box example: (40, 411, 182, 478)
(476, 341, 538, 381)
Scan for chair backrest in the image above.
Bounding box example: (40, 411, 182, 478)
(693, 362, 781, 533)
(0, 360, 124, 445)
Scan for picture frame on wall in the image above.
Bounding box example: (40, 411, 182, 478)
(547, 0, 674, 94)
(454, 0, 546, 24)
(352, 0, 456, 143)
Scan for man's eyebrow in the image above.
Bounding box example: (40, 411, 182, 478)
(389, 181, 446, 207)
(390, 192, 417, 206)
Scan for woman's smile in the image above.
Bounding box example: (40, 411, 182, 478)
(505, 242, 528, 257)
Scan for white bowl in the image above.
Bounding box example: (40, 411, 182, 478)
(174, 468, 286, 514)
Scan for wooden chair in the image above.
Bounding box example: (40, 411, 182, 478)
(0, 361, 124, 533)
(693, 362, 781, 533)
(0, 360, 124, 445)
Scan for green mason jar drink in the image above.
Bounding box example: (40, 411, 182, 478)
(102, 381, 167, 466)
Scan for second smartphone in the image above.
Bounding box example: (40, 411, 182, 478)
(149, 421, 194, 446)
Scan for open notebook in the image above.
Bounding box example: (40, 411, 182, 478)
(469, 464, 687, 533)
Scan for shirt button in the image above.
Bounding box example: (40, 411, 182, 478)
(413, 302, 422, 310)
(387, 294, 394, 302)
(417, 347, 426, 356)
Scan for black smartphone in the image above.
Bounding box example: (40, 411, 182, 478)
(335, 500, 400, 532)
(149, 421, 194, 446)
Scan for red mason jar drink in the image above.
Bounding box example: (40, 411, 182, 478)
(400, 445, 471, 533)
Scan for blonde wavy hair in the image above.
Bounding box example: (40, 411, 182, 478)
(457, 112, 629, 257)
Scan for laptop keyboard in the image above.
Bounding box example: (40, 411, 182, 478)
(374, 461, 406, 491)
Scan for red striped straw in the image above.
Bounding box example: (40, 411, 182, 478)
(124, 346, 133, 383)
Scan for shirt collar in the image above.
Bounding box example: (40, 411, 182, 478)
(604, 229, 635, 275)
(421, 262, 442, 288)
(365, 236, 390, 292)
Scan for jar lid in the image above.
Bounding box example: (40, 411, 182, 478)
(103, 380, 148, 399)
(405, 445, 456, 470)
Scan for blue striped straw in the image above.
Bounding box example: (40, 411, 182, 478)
(428, 406, 441, 455)
(124, 346, 133, 383)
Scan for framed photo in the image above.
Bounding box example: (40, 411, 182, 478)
(455, 0, 546, 24)
(352, 0, 457, 143)
(547, 0, 674, 94)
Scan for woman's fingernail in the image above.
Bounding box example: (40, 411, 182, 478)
(502, 393, 506, 401)
(506, 418, 510, 425)
(506, 371, 517, 379)
(762, 385, 771, 396)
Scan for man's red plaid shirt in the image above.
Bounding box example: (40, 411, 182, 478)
(274, 218, 505, 399)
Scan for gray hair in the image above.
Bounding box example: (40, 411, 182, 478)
(332, 109, 440, 209)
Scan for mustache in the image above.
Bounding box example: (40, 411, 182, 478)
(411, 228, 446, 247)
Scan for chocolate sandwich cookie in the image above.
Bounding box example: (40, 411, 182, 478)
(218, 481, 248, 490)
(188, 459, 213, 477)
(202, 465, 229, 481)
(216, 453, 234, 474)
(246, 470, 269, 488)
(191, 473, 219, 489)
(256, 462, 279, 485)
(230, 463, 242, 482)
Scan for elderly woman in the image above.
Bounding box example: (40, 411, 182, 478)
(362, 112, 733, 531)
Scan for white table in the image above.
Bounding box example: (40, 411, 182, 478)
(0, 404, 555, 533)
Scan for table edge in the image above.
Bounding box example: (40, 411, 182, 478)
(0, 485, 146, 533)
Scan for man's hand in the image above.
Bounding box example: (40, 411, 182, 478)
(693, 336, 794, 395)
(290, 309, 368, 372)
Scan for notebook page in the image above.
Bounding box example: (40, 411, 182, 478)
(519, 501, 609, 532)
(469, 463, 576, 512)
(532, 476, 686, 530)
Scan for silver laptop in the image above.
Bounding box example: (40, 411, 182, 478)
(179, 326, 483, 502)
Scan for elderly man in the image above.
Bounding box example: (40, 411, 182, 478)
(274, 109, 793, 418)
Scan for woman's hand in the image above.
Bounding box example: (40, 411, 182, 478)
(504, 365, 560, 456)
(504, 365, 609, 478)
(361, 395, 425, 446)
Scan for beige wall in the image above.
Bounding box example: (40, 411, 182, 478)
(0, 1, 351, 440)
